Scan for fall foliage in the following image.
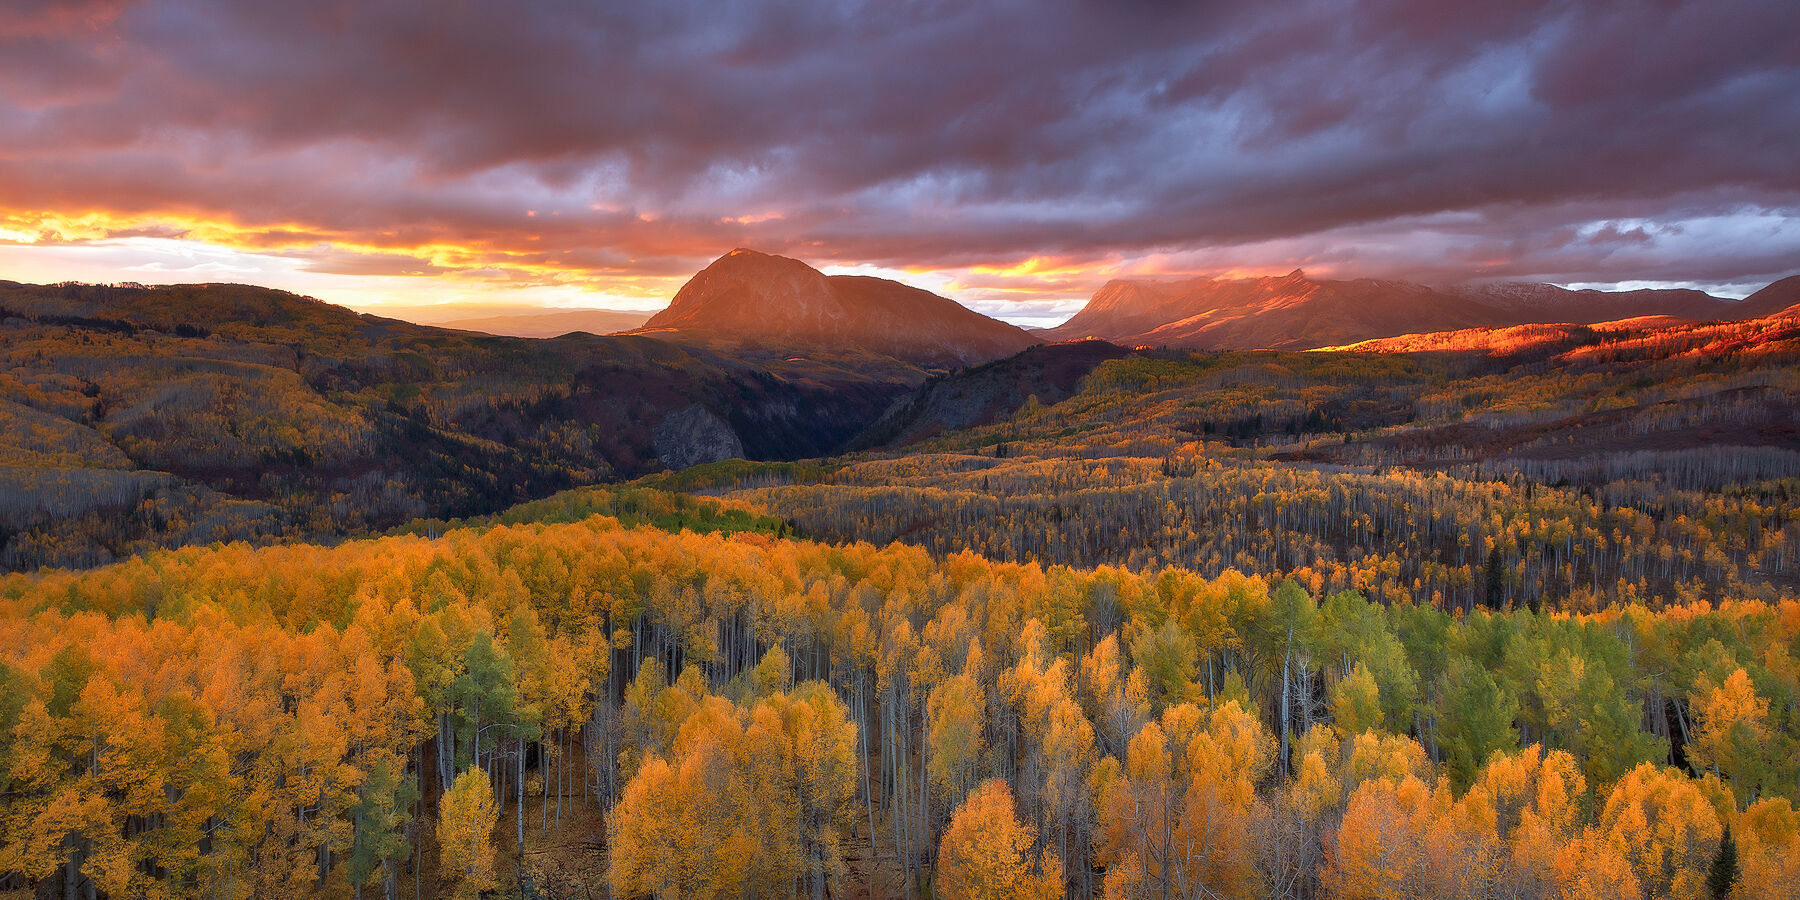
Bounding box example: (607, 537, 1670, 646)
(0, 501, 1792, 897)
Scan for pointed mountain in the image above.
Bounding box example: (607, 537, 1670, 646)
(639, 249, 1041, 367)
(1727, 275, 1800, 319)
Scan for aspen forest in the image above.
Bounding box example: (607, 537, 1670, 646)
(1, 483, 1797, 898)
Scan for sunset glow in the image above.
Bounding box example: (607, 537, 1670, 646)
(2, 0, 1796, 322)
(4, 4, 1800, 896)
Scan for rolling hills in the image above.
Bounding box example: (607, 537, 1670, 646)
(1727, 274, 1800, 319)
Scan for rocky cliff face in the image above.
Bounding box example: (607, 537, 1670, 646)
(855, 339, 1130, 448)
(640, 249, 1041, 367)
(653, 404, 745, 469)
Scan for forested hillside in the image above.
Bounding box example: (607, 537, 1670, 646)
(0, 281, 917, 571)
(0, 490, 1795, 898)
(718, 312, 1800, 614)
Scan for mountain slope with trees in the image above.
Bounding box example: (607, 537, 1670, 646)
(720, 310, 1800, 615)
(0, 280, 911, 570)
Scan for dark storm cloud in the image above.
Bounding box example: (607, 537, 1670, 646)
(1, 0, 1796, 289)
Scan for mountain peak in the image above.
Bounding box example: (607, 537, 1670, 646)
(642, 250, 1039, 367)
(721, 246, 786, 263)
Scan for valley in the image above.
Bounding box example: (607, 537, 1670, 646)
(3, 259, 1799, 899)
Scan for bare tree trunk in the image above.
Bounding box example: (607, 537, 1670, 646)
(1280, 633, 1293, 777)
(859, 676, 878, 861)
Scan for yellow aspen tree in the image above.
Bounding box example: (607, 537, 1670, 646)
(672, 733, 753, 898)
(1097, 721, 1173, 897)
(608, 756, 683, 899)
(1344, 730, 1430, 793)
(437, 768, 499, 900)
(1554, 828, 1643, 900)
(1598, 763, 1722, 900)
(1329, 775, 1434, 900)
(783, 682, 860, 900)
(925, 667, 986, 815)
(1689, 668, 1771, 794)
(1175, 700, 1271, 899)
(1329, 662, 1382, 738)
(936, 780, 1058, 900)
(1287, 724, 1343, 823)
(1469, 745, 1586, 895)
(1734, 797, 1800, 900)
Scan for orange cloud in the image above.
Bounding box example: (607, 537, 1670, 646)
(0, 206, 1118, 321)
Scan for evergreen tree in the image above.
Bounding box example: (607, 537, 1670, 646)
(1708, 823, 1739, 900)
(1483, 547, 1506, 610)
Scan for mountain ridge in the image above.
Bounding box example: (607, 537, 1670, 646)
(1729, 274, 1800, 319)
(1042, 271, 1790, 350)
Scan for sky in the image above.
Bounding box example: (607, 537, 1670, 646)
(1, 0, 1797, 328)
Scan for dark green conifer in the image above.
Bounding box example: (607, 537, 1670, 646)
(1707, 822, 1739, 900)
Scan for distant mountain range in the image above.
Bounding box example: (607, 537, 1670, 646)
(414, 252, 1800, 361)
(636, 248, 1042, 367)
(1039, 270, 1797, 350)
